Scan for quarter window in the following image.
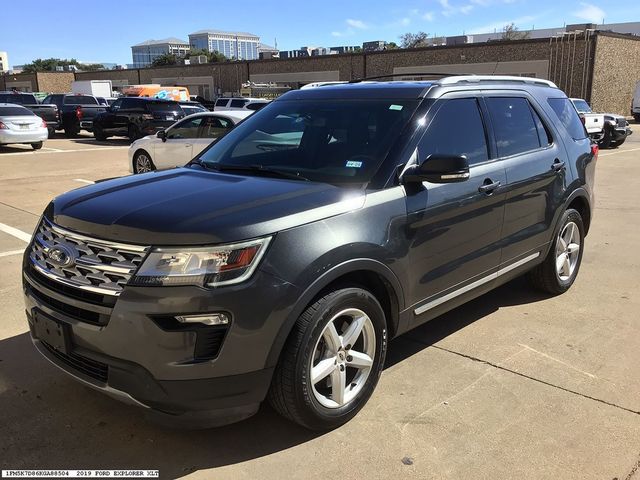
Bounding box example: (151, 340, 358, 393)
(419, 98, 489, 165)
(547, 98, 588, 140)
(486, 97, 541, 157)
(230, 99, 248, 108)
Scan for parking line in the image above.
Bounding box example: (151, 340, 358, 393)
(0, 222, 32, 243)
(0, 146, 128, 157)
(74, 179, 95, 185)
(600, 146, 640, 157)
(0, 248, 25, 258)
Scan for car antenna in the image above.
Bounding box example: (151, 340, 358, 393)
(348, 73, 473, 83)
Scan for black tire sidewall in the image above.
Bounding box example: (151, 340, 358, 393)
(133, 151, 154, 174)
(553, 209, 585, 290)
(295, 288, 387, 428)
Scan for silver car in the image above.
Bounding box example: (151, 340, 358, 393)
(0, 103, 48, 150)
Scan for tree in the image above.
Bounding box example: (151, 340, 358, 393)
(22, 58, 107, 72)
(151, 53, 178, 67)
(185, 48, 228, 63)
(399, 32, 431, 49)
(385, 41, 399, 50)
(501, 23, 530, 41)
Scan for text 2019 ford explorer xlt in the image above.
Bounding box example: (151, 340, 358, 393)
(23, 76, 596, 430)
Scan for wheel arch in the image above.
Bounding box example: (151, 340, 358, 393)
(132, 148, 154, 172)
(565, 188, 592, 235)
(265, 259, 404, 369)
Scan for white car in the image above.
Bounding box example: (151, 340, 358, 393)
(0, 103, 48, 150)
(128, 110, 253, 173)
(214, 97, 269, 112)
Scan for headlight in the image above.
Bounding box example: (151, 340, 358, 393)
(130, 237, 271, 287)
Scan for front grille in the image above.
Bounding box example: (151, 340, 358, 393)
(29, 219, 149, 296)
(41, 341, 108, 383)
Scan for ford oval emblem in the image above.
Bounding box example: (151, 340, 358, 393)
(47, 244, 76, 268)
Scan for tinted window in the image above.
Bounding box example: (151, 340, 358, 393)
(42, 95, 63, 105)
(0, 94, 37, 104)
(148, 102, 180, 113)
(571, 99, 592, 113)
(230, 99, 248, 108)
(120, 98, 139, 109)
(215, 98, 228, 107)
(486, 97, 541, 157)
(200, 116, 233, 139)
(167, 117, 203, 139)
(0, 106, 34, 116)
(246, 102, 267, 111)
(548, 98, 587, 140)
(531, 107, 552, 147)
(63, 95, 98, 105)
(110, 98, 123, 110)
(419, 98, 488, 165)
(198, 99, 419, 185)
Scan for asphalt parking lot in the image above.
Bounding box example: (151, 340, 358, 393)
(0, 129, 639, 479)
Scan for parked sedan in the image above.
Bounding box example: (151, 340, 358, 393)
(128, 110, 253, 173)
(0, 104, 48, 150)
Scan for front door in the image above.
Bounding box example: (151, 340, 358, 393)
(405, 96, 507, 317)
(191, 115, 235, 156)
(153, 116, 203, 169)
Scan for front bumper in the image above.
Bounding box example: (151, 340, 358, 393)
(0, 128, 48, 144)
(612, 126, 632, 141)
(23, 256, 301, 422)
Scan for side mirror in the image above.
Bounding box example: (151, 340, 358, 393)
(157, 129, 167, 142)
(402, 154, 470, 184)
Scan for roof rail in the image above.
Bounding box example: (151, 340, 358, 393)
(349, 72, 470, 83)
(437, 75, 558, 88)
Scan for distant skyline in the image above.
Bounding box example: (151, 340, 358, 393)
(1, 0, 639, 67)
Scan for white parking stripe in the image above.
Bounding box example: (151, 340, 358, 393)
(0, 248, 25, 258)
(600, 146, 640, 157)
(74, 179, 95, 185)
(0, 222, 32, 243)
(0, 146, 128, 157)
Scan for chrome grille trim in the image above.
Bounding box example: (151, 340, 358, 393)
(29, 219, 149, 296)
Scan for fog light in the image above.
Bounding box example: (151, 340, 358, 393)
(175, 313, 230, 326)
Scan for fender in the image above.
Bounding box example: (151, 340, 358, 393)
(264, 258, 405, 368)
(541, 186, 592, 259)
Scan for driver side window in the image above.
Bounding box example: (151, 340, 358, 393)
(166, 117, 203, 139)
(110, 99, 123, 111)
(419, 98, 489, 165)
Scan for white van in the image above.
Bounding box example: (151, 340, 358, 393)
(214, 97, 269, 112)
(633, 81, 640, 122)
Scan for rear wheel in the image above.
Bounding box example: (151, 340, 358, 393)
(127, 124, 140, 141)
(133, 150, 155, 174)
(598, 126, 612, 149)
(528, 208, 584, 295)
(47, 128, 55, 138)
(268, 287, 387, 430)
(633, 114, 640, 123)
(64, 124, 80, 138)
(31, 141, 43, 150)
(93, 124, 108, 141)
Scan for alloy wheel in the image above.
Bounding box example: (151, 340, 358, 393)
(556, 221, 581, 281)
(310, 308, 376, 409)
(135, 154, 153, 173)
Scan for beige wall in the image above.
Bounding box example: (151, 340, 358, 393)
(590, 34, 640, 115)
(36, 72, 74, 93)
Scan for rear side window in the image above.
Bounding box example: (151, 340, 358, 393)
(547, 98, 587, 140)
(230, 99, 248, 108)
(419, 98, 489, 165)
(63, 95, 98, 105)
(246, 102, 267, 111)
(215, 98, 228, 107)
(486, 97, 542, 157)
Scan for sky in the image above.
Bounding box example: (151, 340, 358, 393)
(1, 0, 639, 67)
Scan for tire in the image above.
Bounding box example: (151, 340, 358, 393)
(528, 208, 585, 295)
(31, 141, 43, 150)
(598, 126, 612, 149)
(47, 128, 55, 138)
(64, 124, 80, 138)
(633, 114, 640, 123)
(133, 150, 156, 174)
(127, 124, 140, 142)
(615, 137, 626, 147)
(268, 287, 387, 430)
(93, 125, 108, 141)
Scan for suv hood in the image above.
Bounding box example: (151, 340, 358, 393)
(50, 168, 365, 245)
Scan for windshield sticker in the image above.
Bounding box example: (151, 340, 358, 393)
(346, 160, 363, 168)
(389, 104, 404, 111)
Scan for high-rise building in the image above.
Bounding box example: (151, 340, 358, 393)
(131, 38, 190, 68)
(189, 30, 260, 60)
(0, 51, 8, 73)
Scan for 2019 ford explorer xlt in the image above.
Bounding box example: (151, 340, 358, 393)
(23, 76, 597, 430)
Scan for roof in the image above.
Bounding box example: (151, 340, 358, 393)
(281, 82, 435, 101)
(132, 38, 189, 47)
(189, 29, 259, 38)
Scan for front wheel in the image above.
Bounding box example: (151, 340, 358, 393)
(268, 287, 387, 430)
(528, 208, 585, 294)
(598, 127, 612, 149)
(31, 141, 43, 150)
(133, 150, 155, 174)
(93, 124, 108, 141)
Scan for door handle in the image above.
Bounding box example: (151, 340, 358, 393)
(184, 144, 192, 148)
(551, 159, 566, 172)
(478, 179, 501, 194)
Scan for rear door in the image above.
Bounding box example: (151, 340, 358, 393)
(483, 95, 568, 265)
(191, 115, 235, 156)
(153, 116, 204, 169)
(405, 95, 507, 318)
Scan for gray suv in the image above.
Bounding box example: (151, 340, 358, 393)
(23, 76, 597, 430)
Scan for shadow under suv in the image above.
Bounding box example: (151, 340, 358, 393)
(23, 76, 597, 430)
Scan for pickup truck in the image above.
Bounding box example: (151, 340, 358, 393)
(0, 92, 59, 137)
(42, 94, 108, 137)
(571, 98, 632, 148)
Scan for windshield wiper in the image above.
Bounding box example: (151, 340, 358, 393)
(205, 163, 310, 181)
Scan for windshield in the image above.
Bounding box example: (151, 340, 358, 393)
(196, 99, 419, 185)
(149, 102, 180, 112)
(572, 99, 592, 113)
(0, 106, 34, 116)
